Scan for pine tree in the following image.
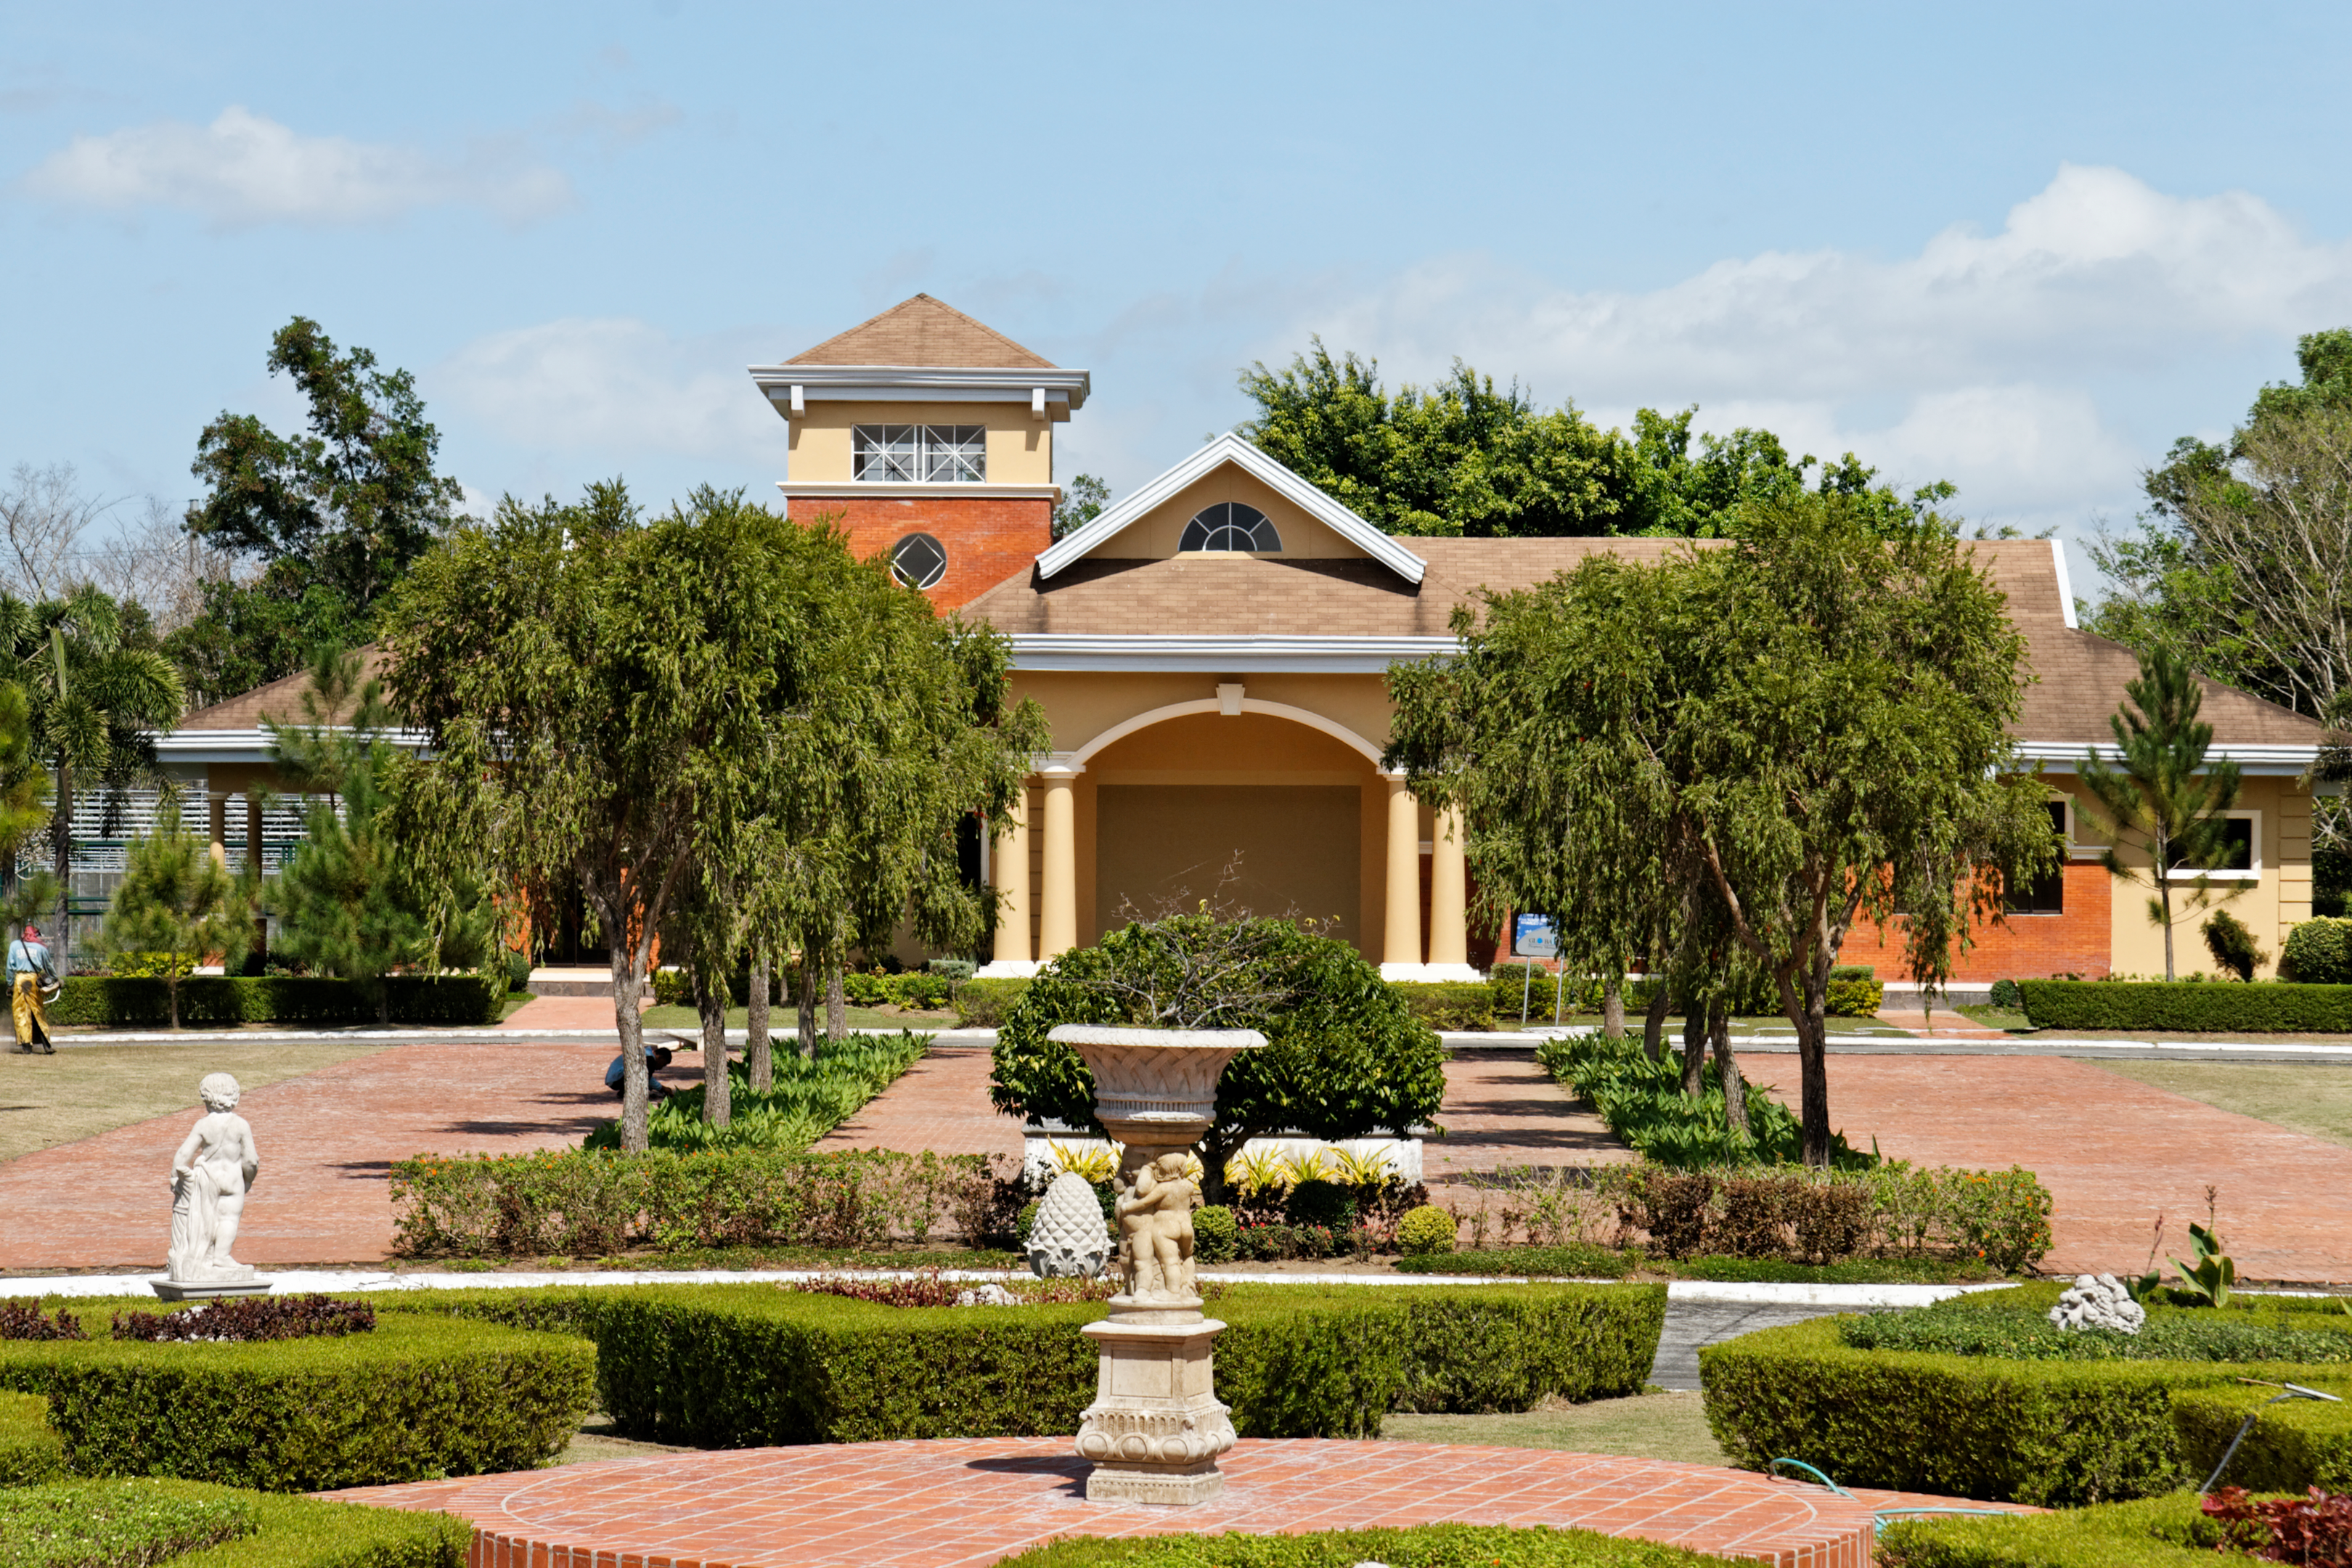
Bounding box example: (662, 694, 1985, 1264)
(2078, 646, 2244, 981)
(101, 795, 250, 1029)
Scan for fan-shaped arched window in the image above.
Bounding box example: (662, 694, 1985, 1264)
(890, 532, 947, 590)
(1178, 502, 1281, 553)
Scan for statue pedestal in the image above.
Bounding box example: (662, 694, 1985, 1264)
(152, 1268, 271, 1302)
(1075, 1310, 1236, 1506)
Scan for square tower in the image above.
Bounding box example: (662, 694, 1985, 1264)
(748, 295, 1089, 608)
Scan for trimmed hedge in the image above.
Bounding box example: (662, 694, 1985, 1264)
(405, 1280, 1664, 1446)
(2172, 1378, 2352, 1493)
(1877, 1491, 2247, 1568)
(1699, 1311, 2352, 1506)
(993, 1523, 1743, 1567)
(2282, 917, 2352, 985)
(2017, 978, 2352, 1032)
(0, 1479, 472, 1567)
(0, 1306, 593, 1490)
(50, 974, 503, 1028)
(954, 976, 1030, 1026)
(1388, 981, 1498, 1032)
(0, 1389, 62, 1485)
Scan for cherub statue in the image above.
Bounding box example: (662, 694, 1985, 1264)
(167, 1074, 261, 1283)
(1114, 1152, 1200, 1299)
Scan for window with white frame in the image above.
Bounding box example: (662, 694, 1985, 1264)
(852, 425, 987, 483)
(2171, 810, 2261, 879)
(1178, 502, 1282, 552)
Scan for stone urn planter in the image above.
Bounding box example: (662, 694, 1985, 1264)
(1045, 1024, 1265, 1506)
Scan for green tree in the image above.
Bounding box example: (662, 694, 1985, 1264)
(0, 681, 55, 931)
(0, 587, 186, 956)
(266, 646, 486, 1021)
(2076, 646, 2245, 981)
(1386, 494, 2052, 1165)
(100, 795, 251, 1028)
(987, 912, 1447, 1195)
(173, 317, 464, 706)
(1051, 474, 1111, 541)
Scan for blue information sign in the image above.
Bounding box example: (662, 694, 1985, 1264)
(1511, 914, 1559, 958)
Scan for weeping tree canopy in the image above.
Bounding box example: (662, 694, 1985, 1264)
(989, 912, 1447, 1192)
(1386, 493, 2054, 1165)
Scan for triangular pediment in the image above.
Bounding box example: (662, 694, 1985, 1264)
(1036, 434, 1426, 584)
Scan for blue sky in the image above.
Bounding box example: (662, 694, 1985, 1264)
(8, 2, 2352, 589)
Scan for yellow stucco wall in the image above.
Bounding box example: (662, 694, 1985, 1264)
(786, 400, 1052, 485)
(2075, 773, 2316, 978)
(1101, 465, 1372, 560)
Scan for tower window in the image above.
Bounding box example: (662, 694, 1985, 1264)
(1178, 502, 1281, 552)
(854, 425, 987, 483)
(891, 532, 948, 590)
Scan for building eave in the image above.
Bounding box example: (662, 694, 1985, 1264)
(1009, 634, 1458, 674)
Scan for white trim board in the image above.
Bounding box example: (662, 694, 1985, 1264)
(1034, 433, 1427, 585)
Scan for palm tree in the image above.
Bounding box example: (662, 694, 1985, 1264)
(0, 587, 186, 963)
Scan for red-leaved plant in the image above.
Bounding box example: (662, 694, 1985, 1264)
(0, 1299, 86, 1341)
(109, 1294, 376, 1343)
(2204, 1487, 2352, 1567)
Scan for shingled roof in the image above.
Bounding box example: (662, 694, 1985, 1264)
(963, 538, 2326, 749)
(785, 295, 1055, 369)
(178, 646, 392, 731)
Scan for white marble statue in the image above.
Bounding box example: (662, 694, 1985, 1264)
(167, 1074, 261, 1283)
(1114, 1151, 1201, 1300)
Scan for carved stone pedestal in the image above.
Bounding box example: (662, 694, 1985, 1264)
(1075, 1308, 1237, 1504)
(150, 1275, 271, 1302)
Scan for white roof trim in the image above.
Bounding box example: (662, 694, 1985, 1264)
(746, 364, 1091, 410)
(1008, 634, 1456, 674)
(1033, 433, 1426, 585)
(2017, 740, 2321, 777)
(1063, 697, 1387, 769)
(2050, 538, 2078, 630)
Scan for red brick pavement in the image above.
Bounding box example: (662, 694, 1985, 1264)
(327, 1437, 2030, 1568)
(498, 994, 648, 1031)
(814, 1044, 1020, 1160)
(1421, 1053, 1636, 1184)
(1765, 1054, 2352, 1283)
(0, 1041, 694, 1270)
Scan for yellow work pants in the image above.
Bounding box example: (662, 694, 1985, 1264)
(12, 973, 50, 1048)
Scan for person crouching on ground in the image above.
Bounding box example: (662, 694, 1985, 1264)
(8, 922, 56, 1054)
(605, 1043, 674, 1102)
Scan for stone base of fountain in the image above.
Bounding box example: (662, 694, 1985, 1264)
(1075, 1315, 1237, 1505)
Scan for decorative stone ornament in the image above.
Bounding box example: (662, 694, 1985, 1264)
(2048, 1273, 2145, 1334)
(1027, 1170, 1111, 1278)
(155, 1073, 271, 1302)
(1048, 1024, 1265, 1506)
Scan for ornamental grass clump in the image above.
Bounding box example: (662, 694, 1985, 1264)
(583, 1029, 929, 1153)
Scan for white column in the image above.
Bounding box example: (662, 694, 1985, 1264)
(1424, 804, 1479, 980)
(1380, 775, 1423, 979)
(977, 785, 1037, 978)
(1038, 763, 1082, 961)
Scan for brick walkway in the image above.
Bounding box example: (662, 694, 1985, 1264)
(1421, 1053, 1633, 1183)
(0, 1041, 692, 1271)
(326, 1437, 2029, 1567)
(1767, 1055, 2352, 1283)
(815, 1044, 1018, 1159)
(498, 995, 648, 1032)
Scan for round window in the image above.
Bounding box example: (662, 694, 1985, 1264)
(1178, 502, 1282, 552)
(891, 532, 948, 590)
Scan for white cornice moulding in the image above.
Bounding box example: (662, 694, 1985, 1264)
(156, 727, 430, 764)
(2016, 741, 2322, 777)
(747, 364, 1091, 413)
(775, 482, 1063, 502)
(1034, 433, 1428, 586)
(1008, 634, 1458, 674)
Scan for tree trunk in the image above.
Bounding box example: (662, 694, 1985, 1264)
(611, 932, 650, 1151)
(1679, 1001, 1706, 1096)
(1642, 981, 1670, 1063)
(1601, 975, 1624, 1040)
(746, 948, 772, 1093)
(2160, 880, 2176, 981)
(825, 959, 846, 1045)
(167, 974, 179, 1031)
(1785, 973, 1834, 1168)
(1710, 1002, 1745, 1136)
(796, 955, 818, 1060)
(697, 965, 730, 1128)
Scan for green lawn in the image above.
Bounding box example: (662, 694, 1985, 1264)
(2086, 1058, 2352, 1149)
(1382, 1390, 1726, 1465)
(0, 1040, 401, 1161)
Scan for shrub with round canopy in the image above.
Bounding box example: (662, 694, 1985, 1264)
(988, 914, 1447, 1191)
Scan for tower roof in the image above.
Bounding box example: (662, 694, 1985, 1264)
(785, 295, 1056, 369)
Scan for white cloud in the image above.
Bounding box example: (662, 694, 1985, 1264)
(432, 317, 785, 460)
(1276, 165, 2352, 523)
(21, 105, 571, 227)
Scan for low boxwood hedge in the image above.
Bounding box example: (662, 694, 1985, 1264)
(50, 974, 503, 1028)
(2017, 978, 2352, 1032)
(0, 1305, 593, 1490)
(2171, 1377, 2352, 1493)
(406, 1280, 1664, 1447)
(1877, 1491, 2249, 1568)
(0, 1389, 62, 1485)
(954, 977, 1031, 1026)
(1700, 1310, 2352, 1506)
(1388, 981, 1499, 1032)
(0, 1479, 471, 1567)
(993, 1522, 1742, 1567)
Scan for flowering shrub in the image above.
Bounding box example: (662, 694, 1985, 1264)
(109, 1295, 376, 1343)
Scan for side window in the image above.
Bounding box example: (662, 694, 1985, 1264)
(1178, 502, 1282, 552)
(853, 425, 987, 483)
(890, 533, 947, 590)
(2006, 799, 2067, 915)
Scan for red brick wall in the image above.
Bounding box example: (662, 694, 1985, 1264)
(1844, 863, 2113, 981)
(788, 495, 1049, 609)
